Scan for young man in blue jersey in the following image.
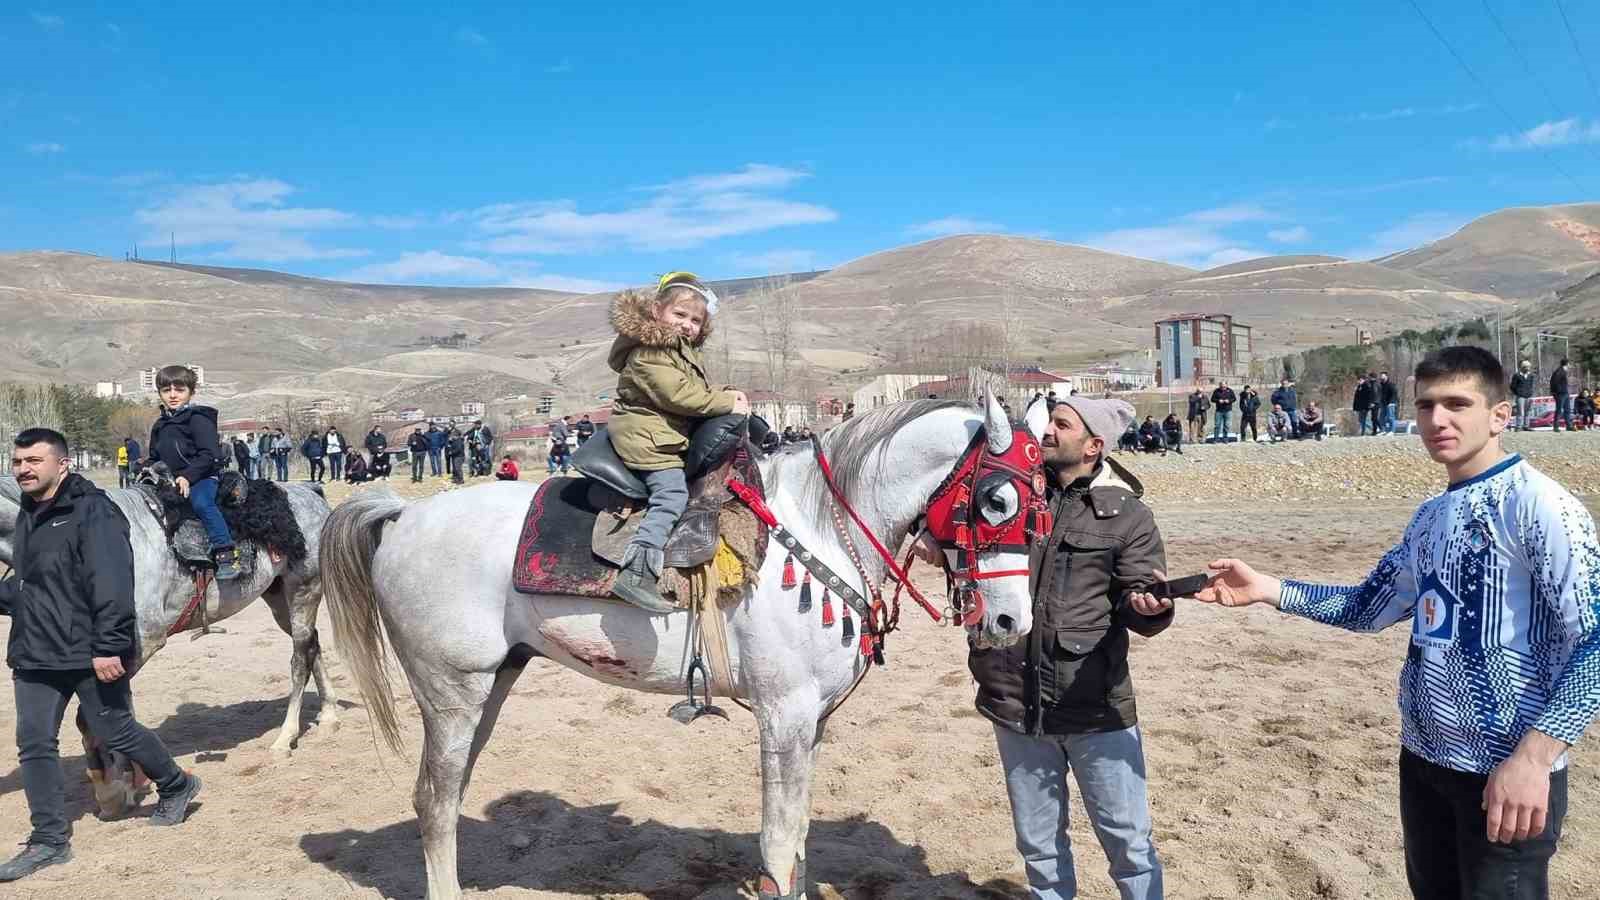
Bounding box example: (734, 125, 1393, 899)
(1196, 346, 1598, 899)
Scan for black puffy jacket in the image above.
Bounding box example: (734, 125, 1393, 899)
(0, 474, 137, 669)
(148, 404, 224, 484)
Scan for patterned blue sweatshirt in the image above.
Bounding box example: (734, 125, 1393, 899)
(1279, 454, 1600, 774)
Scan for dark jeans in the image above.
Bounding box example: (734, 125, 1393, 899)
(15, 669, 185, 846)
(1400, 749, 1566, 900)
(1239, 413, 1258, 441)
(411, 453, 425, 481)
(274, 455, 289, 480)
(428, 448, 443, 476)
(117, 466, 130, 489)
(307, 457, 325, 482)
(1554, 395, 1573, 431)
(328, 452, 343, 480)
(449, 454, 465, 484)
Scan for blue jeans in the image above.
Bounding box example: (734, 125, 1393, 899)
(274, 455, 288, 480)
(328, 452, 344, 480)
(993, 724, 1163, 900)
(1212, 410, 1231, 441)
(188, 475, 235, 551)
(428, 448, 443, 476)
(1381, 402, 1397, 433)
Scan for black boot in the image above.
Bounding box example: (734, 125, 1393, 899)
(0, 843, 72, 882)
(213, 548, 244, 581)
(611, 547, 674, 613)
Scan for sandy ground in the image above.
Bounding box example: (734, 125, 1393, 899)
(1, 437, 1597, 899)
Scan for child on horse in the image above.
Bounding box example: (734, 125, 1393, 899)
(147, 365, 243, 580)
(605, 272, 749, 612)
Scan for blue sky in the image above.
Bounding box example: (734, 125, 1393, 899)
(7, 1, 1600, 290)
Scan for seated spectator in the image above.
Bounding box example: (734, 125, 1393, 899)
(1161, 412, 1183, 455)
(345, 451, 371, 483)
(371, 451, 392, 480)
(1578, 389, 1596, 429)
(495, 455, 520, 481)
(1117, 423, 1140, 452)
(1268, 403, 1292, 443)
(1137, 416, 1166, 453)
(1297, 402, 1325, 441)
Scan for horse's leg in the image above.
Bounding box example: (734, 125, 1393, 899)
(411, 671, 494, 900)
(78, 707, 134, 818)
(263, 579, 312, 754)
(463, 651, 531, 788)
(756, 698, 822, 899)
(292, 578, 341, 732)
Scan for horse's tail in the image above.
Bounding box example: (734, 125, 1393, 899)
(320, 492, 409, 754)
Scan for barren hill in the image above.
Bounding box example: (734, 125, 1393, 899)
(1101, 255, 1505, 352)
(1377, 204, 1600, 299)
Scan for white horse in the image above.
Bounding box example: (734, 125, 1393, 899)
(0, 473, 338, 814)
(320, 395, 1049, 899)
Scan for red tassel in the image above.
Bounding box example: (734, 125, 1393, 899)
(820, 587, 835, 628)
(860, 631, 875, 657)
(782, 553, 797, 589)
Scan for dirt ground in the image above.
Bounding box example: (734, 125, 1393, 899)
(1, 440, 1597, 898)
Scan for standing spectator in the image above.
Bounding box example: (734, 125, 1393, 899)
(1551, 358, 1573, 433)
(1271, 378, 1299, 438)
(1510, 360, 1536, 432)
(550, 416, 570, 450)
(406, 428, 428, 483)
(1161, 412, 1183, 454)
(575, 414, 596, 444)
(1578, 389, 1596, 430)
(476, 420, 495, 474)
(495, 454, 520, 481)
(1377, 371, 1400, 434)
(1267, 403, 1292, 442)
(447, 427, 466, 484)
(300, 431, 325, 483)
(426, 423, 446, 477)
(364, 425, 387, 460)
(1186, 388, 1209, 443)
(1297, 402, 1325, 440)
(1210, 381, 1236, 442)
(123, 436, 143, 482)
(0, 429, 204, 883)
(256, 431, 274, 478)
(1353, 374, 1375, 436)
(1238, 384, 1261, 442)
(324, 428, 345, 481)
(115, 440, 131, 488)
(271, 430, 291, 481)
(231, 435, 250, 475)
(245, 432, 261, 479)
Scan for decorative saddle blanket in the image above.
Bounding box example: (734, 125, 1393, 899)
(511, 446, 768, 607)
(134, 470, 308, 576)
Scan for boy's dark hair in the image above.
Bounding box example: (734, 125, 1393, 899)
(14, 427, 69, 458)
(1560, 357, 1569, 367)
(155, 365, 198, 391)
(1414, 346, 1508, 404)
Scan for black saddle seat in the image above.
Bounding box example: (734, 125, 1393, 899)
(573, 413, 769, 500)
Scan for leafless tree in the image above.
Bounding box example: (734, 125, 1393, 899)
(0, 384, 64, 444)
(755, 278, 800, 425)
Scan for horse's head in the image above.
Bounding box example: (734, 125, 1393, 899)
(917, 392, 1050, 649)
(0, 475, 20, 565)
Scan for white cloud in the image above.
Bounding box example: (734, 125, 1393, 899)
(1083, 223, 1267, 269)
(1348, 103, 1479, 122)
(1181, 204, 1277, 225)
(341, 250, 623, 292)
(456, 26, 489, 47)
(135, 178, 366, 262)
(1486, 117, 1600, 151)
(24, 142, 63, 155)
(725, 248, 820, 275)
(30, 12, 63, 28)
(371, 214, 427, 229)
(1268, 225, 1311, 244)
(1345, 212, 1470, 260)
(906, 216, 1005, 237)
(466, 163, 836, 254)
(1200, 248, 1263, 268)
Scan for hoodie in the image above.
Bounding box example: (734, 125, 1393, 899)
(147, 404, 224, 484)
(604, 289, 737, 471)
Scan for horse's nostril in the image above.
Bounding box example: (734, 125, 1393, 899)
(996, 614, 1015, 632)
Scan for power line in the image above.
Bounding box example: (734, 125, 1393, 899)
(1405, 0, 1589, 195)
(1482, 0, 1600, 167)
(1553, 0, 1600, 112)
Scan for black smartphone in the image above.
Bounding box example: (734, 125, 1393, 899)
(1150, 573, 1210, 599)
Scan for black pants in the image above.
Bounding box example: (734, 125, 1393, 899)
(411, 454, 425, 481)
(1240, 414, 1258, 441)
(308, 457, 324, 481)
(1400, 749, 1566, 900)
(15, 669, 185, 846)
(450, 454, 465, 484)
(1368, 408, 1382, 435)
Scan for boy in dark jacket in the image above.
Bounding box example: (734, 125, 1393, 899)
(147, 366, 241, 580)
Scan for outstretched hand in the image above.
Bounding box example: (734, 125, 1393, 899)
(1126, 569, 1174, 617)
(1194, 558, 1282, 608)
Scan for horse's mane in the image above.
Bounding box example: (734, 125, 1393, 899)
(799, 398, 973, 524)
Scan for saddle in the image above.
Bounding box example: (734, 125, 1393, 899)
(513, 415, 769, 606)
(133, 465, 308, 578)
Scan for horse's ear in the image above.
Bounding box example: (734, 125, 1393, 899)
(984, 391, 1013, 454)
(1024, 396, 1049, 444)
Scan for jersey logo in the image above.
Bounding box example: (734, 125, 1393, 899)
(1414, 583, 1459, 649)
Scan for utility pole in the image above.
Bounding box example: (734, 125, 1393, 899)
(170, 232, 175, 263)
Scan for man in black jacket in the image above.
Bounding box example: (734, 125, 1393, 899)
(0, 429, 202, 882)
(967, 397, 1174, 898)
(575, 414, 596, 445)
(1551, 358, 1572, 433)
(1238, 384, 1261, 442)
(1353, 375, 1375, 436)
(1377, 371, 1400, 434)
(406, 428, 428, 483)
(1210, 381, 1236, 442)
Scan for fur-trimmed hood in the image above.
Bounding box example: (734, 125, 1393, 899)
(607, 288, 713, 372)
